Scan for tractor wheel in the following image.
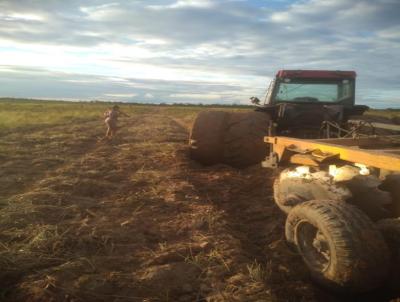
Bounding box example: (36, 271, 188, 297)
(380, 174, 400, 217)
(223, 111, 270, 168)
(286, 200, 390, 292)
(189, 111, 228, 165)
(274, 168, 351, 214)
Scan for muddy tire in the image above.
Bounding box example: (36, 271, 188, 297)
(223, 111, 270, 168)
(345, 175, 392, 221)
(189, 111, 229, 165)
(286, 200, 390, 292)
(274, 169, 351, 214)
(274, 178, 297, 214)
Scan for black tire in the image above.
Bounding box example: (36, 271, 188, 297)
(380, 174, 400, 217)
(285, 200, 390, 292)
(345, 175, 392, 221)
(376, 218, 400, 292)
(274, 178, 296, 214)
(189, 111, 229, 165)
(376, 218, 400, 257)
(223, 111, 270, 168)
(274, 169, 351, 214)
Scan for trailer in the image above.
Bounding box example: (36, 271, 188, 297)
(263, 134, 400, 293)
(264, 135, 400, 171)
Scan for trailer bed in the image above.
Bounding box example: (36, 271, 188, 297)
(264, 135, 400, 172)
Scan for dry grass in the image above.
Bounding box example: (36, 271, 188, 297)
(246, 260, 265, 282)
(366, 109, 400, 121)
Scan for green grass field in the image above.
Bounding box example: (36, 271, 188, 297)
(1, 98, 398, 132)
(0, 99, 199, 131)
(0, 99, 255, 136)
(365, 108, 400, 119)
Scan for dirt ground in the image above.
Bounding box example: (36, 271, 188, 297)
(0, 107, 399, 302)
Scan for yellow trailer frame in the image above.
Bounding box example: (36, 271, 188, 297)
(264, 135, 400, 172)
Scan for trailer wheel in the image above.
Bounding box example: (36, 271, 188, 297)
(274, 169, 351, 214)
(286, 200, 390, 292)
(189, 111, 228, 165)
(223, 111, 270, 168)
(273, 178, 301, 213)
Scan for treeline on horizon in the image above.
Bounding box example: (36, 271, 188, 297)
(0, 97, 398, 111)
(0, 97, 254, 109)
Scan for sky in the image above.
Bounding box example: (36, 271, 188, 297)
(0, 0, 399, 108)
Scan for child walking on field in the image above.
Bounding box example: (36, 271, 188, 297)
(103, 105, 129, 139)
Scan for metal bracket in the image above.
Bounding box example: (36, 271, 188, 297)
(262, 152, 279, 169)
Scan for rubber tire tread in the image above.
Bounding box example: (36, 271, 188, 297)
(223, 111, 270, 168)
(285, 200, 390, 292)
(189, 111, 228, 165)
(273, 177, 294, 214)
(273, 169, 351, 214)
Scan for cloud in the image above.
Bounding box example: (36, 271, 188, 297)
(148, 0, 215, 10)
(0, 65, 253, 104)
(169, 93, 222, 100)
(104, 93, 137, 98)
(0, 0, 398, 108)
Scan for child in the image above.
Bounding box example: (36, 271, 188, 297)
(103, 105, 129, 139)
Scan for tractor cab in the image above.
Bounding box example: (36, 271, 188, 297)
(260, 70, 368, 136)
(266, 70, 357, 107)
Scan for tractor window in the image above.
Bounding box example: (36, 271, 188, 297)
(275, 80, 353, 103)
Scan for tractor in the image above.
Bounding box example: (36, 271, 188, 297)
(189, 70, 400, 293)
(189, 70, 368, 168)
